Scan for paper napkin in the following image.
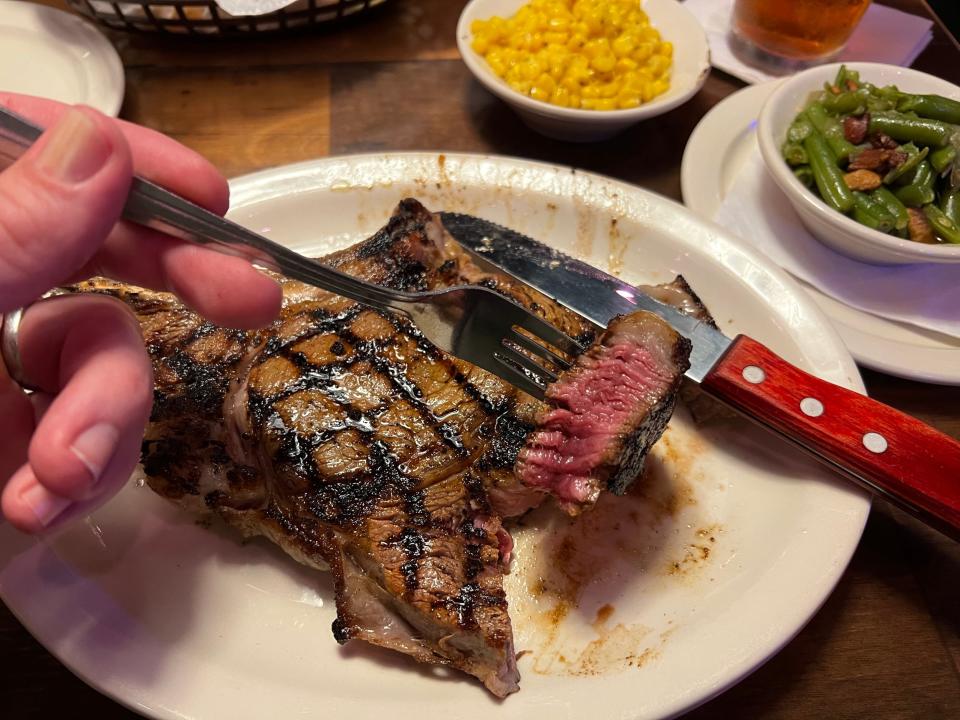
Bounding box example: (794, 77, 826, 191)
(714, 146, 960, 339)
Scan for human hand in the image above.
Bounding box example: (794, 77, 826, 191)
(0, 94, 282, 534)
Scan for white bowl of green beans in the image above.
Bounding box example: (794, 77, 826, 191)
(758, 62, 960, 265)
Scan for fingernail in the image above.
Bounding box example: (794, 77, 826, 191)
(70, 422, 119, 485)
(36, 108, 112, 183)
(20, 482, 73, 528)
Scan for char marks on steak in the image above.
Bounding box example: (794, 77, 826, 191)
(516, 312, 691, 514)
(89, 199, 544, 697)
(73, 198, 712, 696)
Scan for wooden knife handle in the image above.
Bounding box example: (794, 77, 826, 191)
(701, 335, 960, 540)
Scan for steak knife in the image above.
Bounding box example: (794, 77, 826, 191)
(439, 212, 960, 541)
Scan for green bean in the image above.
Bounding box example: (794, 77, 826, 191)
(893, 160, 936, 207)
(787, 115, 814, 144)
(805, 102, 857, 163)
(930, 145, 956, 174)
(897, 94, 960, 124)
(803, 129, 855, 213)
(832, 65, 847, 87)
(793, 165, 815, 188)
(852, 192, 896, 233)
(833, 65, 861, 89)
(941, 187, 960, 225)
(875, 84, 906, 105)
(782, 142, 808, 166)
(872, 186, 910, 231)
(923, 205, 960, 244)
(883, 143, 928, 184)
(869, 111, 954, 147)
(821, 90, 868, 116)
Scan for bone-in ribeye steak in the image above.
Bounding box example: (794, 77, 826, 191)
(72, 199, 710, 696)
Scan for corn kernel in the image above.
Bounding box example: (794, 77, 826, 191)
(633, 42, 654, 63)
(530, 84, 551, 102)
(612, 35, 635, 58)
(509, 79, 533, 95)
(535, 73, 557, 95)
(550, 87, 571, 107)
(591, 53, 615, 73)
(599, 80, 620, 98)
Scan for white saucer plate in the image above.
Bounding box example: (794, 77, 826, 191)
(681, 81, 960, 385)
(0, 0, 124, 116)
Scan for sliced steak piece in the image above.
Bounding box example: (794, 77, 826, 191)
(516, 311, 691, 514)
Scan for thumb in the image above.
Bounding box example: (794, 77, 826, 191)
(0, 105, 132, 313)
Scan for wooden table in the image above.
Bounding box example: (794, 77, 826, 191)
(4, 1, 960, 717)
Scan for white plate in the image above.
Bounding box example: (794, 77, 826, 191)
(0, 153, 870, 720)
(0, 0, 124, 116)
(681, 82, 960, 385)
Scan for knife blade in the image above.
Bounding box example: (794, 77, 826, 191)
(439, 211, 960, 542)
(438, 211, 728, 383)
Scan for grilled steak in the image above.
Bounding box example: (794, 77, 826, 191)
(516, 312, 691, 514)
(72, 198, 713, 695)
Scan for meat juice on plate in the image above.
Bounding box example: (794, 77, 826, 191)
(504, 404, 727, 678)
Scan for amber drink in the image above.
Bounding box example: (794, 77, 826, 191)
(732, 0, 872, 68)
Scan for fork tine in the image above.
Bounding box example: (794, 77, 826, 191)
(512, 312, 585, 357)
(498, 343, 559, 384)
(509, 327, 573, 370)
(493, 352, 548, 399)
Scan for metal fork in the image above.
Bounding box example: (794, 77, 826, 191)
(0, 106, 584, 398)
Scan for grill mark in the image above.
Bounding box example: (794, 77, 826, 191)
(366, 352, 467, 456)
(463, 471, 491, 514)
(384, 527, 428, 591)
(476, 412, 534, 471)
(300, 439, 429, 528)
(241, 276, 535, 531)
(250, 307, 473, 462)
(438, 583, 507, 629)
(368, 440, 430, 527)
(464, 542, 483, 581)
(159, 350, 231, 417)
(263, 502, 324, 553)
(185, 321, 218, 345)
(276, 429, 333, 480)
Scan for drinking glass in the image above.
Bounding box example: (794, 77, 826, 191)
(731, 0, 872, 71)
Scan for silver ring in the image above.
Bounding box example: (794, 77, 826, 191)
(1, 307, 36, 391)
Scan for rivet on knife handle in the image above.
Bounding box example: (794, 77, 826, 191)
(702, 335, 960, 539)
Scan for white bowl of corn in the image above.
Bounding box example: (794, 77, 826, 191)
(457, 0, 710, 142)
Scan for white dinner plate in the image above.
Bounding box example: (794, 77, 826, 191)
(0, 153, 870, 720)
(681, 81, 960, 385)
(0, 0, 124, 116)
